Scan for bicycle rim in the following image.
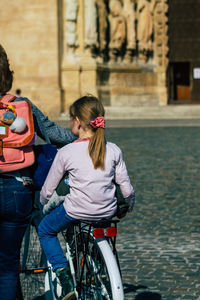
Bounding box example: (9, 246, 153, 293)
(20, 224, 46, 300)
(73, 234, 113, 300)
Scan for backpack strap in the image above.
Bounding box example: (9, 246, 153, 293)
(0, 94, 16, 104)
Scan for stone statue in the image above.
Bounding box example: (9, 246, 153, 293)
(109, 0, 126, 62)
(137, 0, 157, 62)
(66, 0, 78, 55)
(84, 0, 98, 52)
(96, 0, 108, 60)
(123, 0, 136, 63)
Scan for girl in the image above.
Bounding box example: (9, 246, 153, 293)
(38, 95, 135, 300)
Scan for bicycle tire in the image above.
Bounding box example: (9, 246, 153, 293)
(73, 232, 124, 300)
(19, 223, 47, 300)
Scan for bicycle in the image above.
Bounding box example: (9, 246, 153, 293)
(17, 184, 127, 300)
(45, 218, 124, 300)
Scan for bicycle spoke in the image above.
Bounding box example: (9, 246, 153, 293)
(20, 224, 46, 300)
(71, 232, 112, 300)
(87, 255, 111, 299)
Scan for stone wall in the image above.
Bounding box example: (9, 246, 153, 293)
(0, 0, 61, 118)
(97, 64, 159, 107)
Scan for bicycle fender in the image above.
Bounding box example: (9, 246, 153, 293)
(96, 238, 124, 300)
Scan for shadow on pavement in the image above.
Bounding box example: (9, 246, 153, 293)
(124, 283, 148, 293)
(135, 291, 162, 300)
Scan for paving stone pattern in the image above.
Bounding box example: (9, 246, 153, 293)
(105, 126, 200, 300)
(24, 125, 200, 300)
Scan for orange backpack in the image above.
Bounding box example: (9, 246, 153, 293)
(0, 94, 35, 173)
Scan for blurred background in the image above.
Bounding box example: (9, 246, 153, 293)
(1, 1, 200, 299)
(0, 0, 199, 119)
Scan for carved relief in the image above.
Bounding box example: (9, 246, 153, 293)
(65, 0, 78, 56)
(63, 0, 168, 67)
(136, 0, 157, 62)
(96, 0, 108, 59)
(123, 0, 136, 63)
(108, 0, 126, 62)
(84, 0, 98, 51)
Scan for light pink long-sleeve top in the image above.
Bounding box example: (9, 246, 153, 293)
(40, 139, 134, 220)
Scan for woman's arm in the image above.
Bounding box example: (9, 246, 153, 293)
(15, 97, 76, 147)
(31, 101, 76, 147)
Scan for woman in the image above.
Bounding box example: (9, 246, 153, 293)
(0, 44, 75, 300)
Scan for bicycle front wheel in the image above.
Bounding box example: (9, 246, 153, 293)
(73, 234, 124, 300)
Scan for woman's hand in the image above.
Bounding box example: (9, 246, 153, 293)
(43, 191, 65, 215)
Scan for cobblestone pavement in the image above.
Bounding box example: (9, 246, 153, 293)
(105, 126, 200, 300)
(24, 122, 200, 300)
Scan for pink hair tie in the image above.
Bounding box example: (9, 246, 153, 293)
(90, 116, 105, 129)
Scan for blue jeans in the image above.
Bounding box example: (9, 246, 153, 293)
(0, 177, 33, 300)
(38, 204, 76, 272)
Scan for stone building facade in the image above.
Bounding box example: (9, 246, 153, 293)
(61, 0, 169, 112)
(1, 1, 197, 117)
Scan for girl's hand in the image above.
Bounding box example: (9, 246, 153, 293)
(124, 192, 135, 212)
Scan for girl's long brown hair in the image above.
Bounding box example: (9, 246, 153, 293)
(69, 95, 106, 169)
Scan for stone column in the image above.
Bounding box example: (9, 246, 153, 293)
(62, 0, 98, 110)
(154, 0, 169, 105)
